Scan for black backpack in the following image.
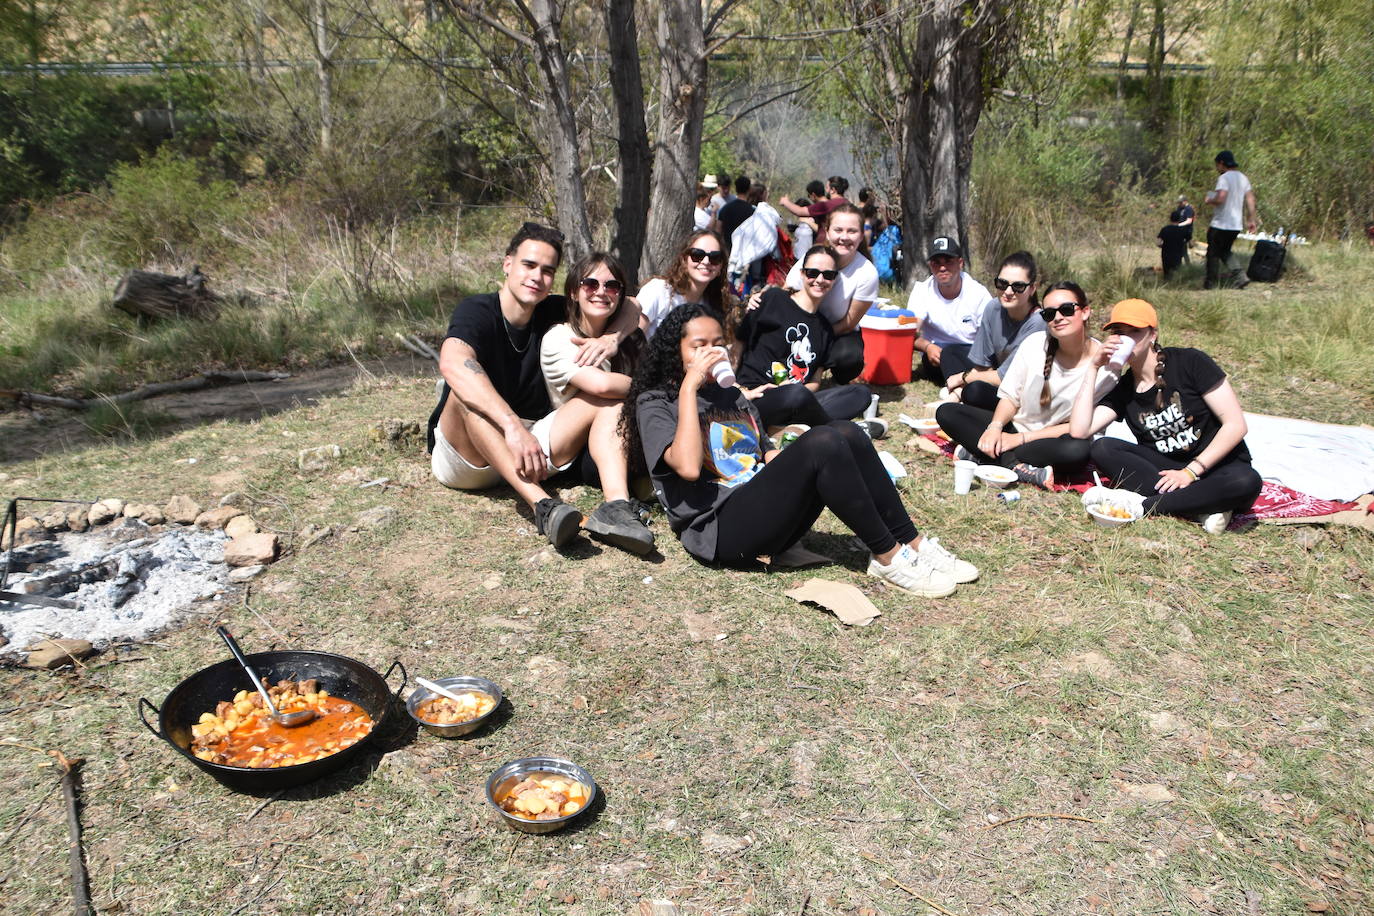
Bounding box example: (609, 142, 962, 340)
(1247, 239, 1286, 283)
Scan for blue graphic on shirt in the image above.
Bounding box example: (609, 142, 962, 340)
(705, 417, 765, 488)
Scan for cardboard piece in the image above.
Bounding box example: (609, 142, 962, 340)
(765, 543, 834, 569)
(785, 578, 882, 627)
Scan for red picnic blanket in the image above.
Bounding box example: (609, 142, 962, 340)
(920, 432, 1361, 526)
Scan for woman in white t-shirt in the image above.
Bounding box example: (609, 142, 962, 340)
(935, 282, 1115, 489)
(693, 186, 713, 232)
(637, 230, 735, 339)
(539, 251, 653, 553)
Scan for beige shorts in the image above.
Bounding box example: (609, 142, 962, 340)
(430, 410, 572, 490)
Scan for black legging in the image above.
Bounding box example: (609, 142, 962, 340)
(959, 380, 1000, 410)
(712, 421, 917, 563)
(827, 332, 865, 385)
(1089, 437, 1262, 517)
(916, 342, 973, 385)
(935, 402, 1091, 470)
(751, 382, 872, 428)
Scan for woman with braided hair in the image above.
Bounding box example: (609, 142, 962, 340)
(935, 282, 1114, 487)
(1068, 298, 1261, 533)
(622, 302, 978, 599)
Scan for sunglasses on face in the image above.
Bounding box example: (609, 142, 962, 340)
(994, 278, 1031, 294)
(1039, 302, 1083, 321)
(578, 277, 624, 295)
(687, 247, 724, 265)
(801, 267, 839, 281)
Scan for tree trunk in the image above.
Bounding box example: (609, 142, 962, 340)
(1116, 0, 1140, 104)
(605, 0, 651, 286)
(899, 0, 1008, 280)
(640, 0, 708, 281)
(1145, 0, 1166, 130)
(312, 0, 333, 153)
(524, 0, 594, 264)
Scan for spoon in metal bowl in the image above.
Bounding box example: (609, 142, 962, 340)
(215, 626, 316, 728)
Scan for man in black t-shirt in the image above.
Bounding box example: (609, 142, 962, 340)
(427, 223, 649, 551)
(716, 176, 756, 251)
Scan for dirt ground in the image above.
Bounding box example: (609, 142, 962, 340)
(0, 354, 432, 464)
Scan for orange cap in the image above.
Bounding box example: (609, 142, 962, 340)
(1106, 298, 1158, 329)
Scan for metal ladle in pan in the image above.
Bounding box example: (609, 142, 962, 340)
(215, 626, 316, 727)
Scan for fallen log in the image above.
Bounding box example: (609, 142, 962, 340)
(112, 266, 222, 320)
(3, 370, 292, 411)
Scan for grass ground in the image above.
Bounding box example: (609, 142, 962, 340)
(1, 238, 1372, 915)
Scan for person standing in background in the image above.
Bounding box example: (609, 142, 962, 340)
(779, 176, 850, 245)
(709, 173, 734, 219)
(1203, 150, 1257, 290)
(693, 186, 713, 232)
(716, 176, 756, 255)
(1169, 194, 1195, 262)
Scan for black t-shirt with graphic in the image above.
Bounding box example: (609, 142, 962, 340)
(736, 287, 834, 387)
(1102, 347, 1251, 464)
(425, 291, 566, 452)
(636, 384, 772, 560)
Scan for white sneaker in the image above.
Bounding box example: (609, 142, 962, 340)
(954, 445, 973, 462)
(917, 536, 979, 584)
(1196, 510, 1233, 534)
(868, 548, 957, 599)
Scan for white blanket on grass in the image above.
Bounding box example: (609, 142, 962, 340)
(1103, 413, 1374, 502)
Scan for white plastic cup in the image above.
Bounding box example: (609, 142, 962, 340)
(864, 394, 880, 420)
(1106, 335, 1137, 370)
(953, 459, 977, 495)
(709, 348, 736, 388)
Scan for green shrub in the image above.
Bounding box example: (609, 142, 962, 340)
(104, 149, 244, 267)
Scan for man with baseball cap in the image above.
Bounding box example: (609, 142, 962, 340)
(1203, 150, 1257, 289)
(906, 236, 994, 388)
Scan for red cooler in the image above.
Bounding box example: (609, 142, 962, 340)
(858, 308, 917, 385)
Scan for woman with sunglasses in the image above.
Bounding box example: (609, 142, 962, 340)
(638, 231, 734, 339)
(1069, 298, 1261, 533)
(538, 251, 654, 553)
(936, 282, 1115, 488)
(944, 251, 1045, 409)
(736, 245, 876, 431)
(776, 203, 879, 385)
(622, 302, 978, 598)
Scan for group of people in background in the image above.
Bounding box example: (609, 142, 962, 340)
(1157, 149, 1258, 288)
(425, 158, 1266, 604)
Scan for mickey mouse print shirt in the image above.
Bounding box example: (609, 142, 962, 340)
(1102, 347, 1252, 465)
(736, 288, 833, 387)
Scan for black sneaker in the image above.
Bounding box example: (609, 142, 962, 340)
(534, 498, 582, 548)
(1012, 462, 1053, 490)
(856, 418, 889, 439)
(585, 499, 655, 555)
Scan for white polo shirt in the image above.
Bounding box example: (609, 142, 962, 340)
(906, 271, 993, 347)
